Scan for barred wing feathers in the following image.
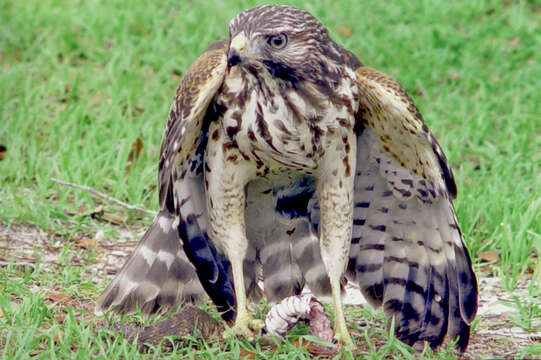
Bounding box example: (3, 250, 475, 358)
(95, 40, 234, 319)
(349, 67, 478, 351)
(95, 211, 206, 315)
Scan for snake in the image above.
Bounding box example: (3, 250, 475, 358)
(116, 305, 224, 350)
(115, 297, 338, 356)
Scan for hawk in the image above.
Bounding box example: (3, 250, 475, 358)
(96, 5, 478, 351)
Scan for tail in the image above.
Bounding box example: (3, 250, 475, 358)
(247, 181, 332, 302)
(95, 211, 207, 316)
(291, 218, 332, 297)
(245, 182, 303, 302)
(259, 216, 305, 301)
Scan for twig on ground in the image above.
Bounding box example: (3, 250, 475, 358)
(0, 260, 36, 269)
(51, 178, 156, 216)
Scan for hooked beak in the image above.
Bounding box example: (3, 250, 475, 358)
(228, 33, 248, 67)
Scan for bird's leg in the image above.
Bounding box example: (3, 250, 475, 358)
(319, 188, 354, 348)
(208, 185, 263, 339)
(317, 156, 356, 348)
(205, 141, 263, 340)
(226, 247, 264, 339)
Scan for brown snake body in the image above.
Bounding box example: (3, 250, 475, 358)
(115, 297, 338, 356)
(117, 305, 223, 349)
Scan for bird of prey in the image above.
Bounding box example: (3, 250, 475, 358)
(96, 5, 478, 351)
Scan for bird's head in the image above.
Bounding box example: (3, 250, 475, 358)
(226, 5, 336, 85)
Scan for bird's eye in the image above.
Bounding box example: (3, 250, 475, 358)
(267, 33, 288, 49)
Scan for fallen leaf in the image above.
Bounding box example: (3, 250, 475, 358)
(101, 212, 125, 224)
(73, 236, 103, 251)
(89, 205, 104, 218)
(239, 349, 256, 359)
(479, 250, 499, 263)
(508, 37, 520, 47)
(334, 24, 352, 37)
(42, 290, 73, 304)
(0, 309, 3, 318)
(129, 138, 143, 160)
(412, 87, 425, 97)
(125, 137, 143, 174)
(0, 144, 6, 160)
(54, 330, 64, 342)
(133, 105, 145, 115)
(29, 348, 45, 356)
(56, 313, 66, 323)
(78, 238, 97, 249)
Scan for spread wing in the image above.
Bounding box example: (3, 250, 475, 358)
(95, 40, 235, 319)
(347, 67, 478, 351)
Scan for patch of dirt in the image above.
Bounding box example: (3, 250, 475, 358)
(1, 221, 539, 358)
(0, 221, 143, 284)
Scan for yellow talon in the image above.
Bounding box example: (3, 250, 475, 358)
(222, 311, 264, 341)
(333, 308, 355, 349)
(334, 324, 355, 349)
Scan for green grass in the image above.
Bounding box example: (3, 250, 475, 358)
(1, 0, 540, 358)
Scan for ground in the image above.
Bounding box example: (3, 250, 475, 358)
(1, 0, 540, 358)
(1, 221, 539, 358)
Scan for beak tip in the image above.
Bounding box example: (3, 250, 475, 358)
(228, 51, 242, 67)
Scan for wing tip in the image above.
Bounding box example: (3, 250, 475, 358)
(455, 322, 472, 353)
(457, 246, 479, 325)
